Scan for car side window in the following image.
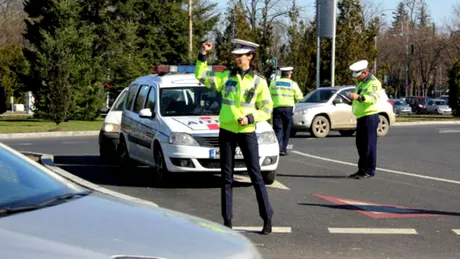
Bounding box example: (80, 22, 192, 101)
(428, 100, 433, 105)
(133, 85, 151, 113)
(125, 84, 140, 111)
(145, 86, 156, 112)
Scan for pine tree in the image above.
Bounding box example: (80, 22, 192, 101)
(391, 2, 408, 34)
(333, 0, 378, 86)
(214, 0, 253, 68)
(282, 1, 316, 93)
(416, 0, 431, 28)
(0, 45, 30, 104)
(24, 0, 101, 123)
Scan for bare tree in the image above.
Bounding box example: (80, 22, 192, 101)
(0, 0, 25, 47)
(444, 3, 460, 63)
(236, 0, 291, 30)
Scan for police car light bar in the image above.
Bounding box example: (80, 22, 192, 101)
(153, 65, 226, 74)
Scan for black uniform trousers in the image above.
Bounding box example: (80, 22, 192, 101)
(356, 114, 379, 175)
(272, 107, 293, 153)
(219, 128, 273, 221)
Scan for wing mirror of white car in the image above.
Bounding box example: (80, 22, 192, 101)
(333, 96, 343, 105)
(139, 108, 154, 119)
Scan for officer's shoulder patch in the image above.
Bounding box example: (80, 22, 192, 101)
(372, 84, 379, 91)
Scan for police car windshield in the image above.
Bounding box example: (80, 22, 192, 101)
(301, 89, 337, 103)
(160, 87, 222, 116)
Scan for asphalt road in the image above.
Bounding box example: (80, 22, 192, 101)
(3, 124, 460, 259)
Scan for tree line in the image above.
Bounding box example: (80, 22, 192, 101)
(0, 0, 459, 123)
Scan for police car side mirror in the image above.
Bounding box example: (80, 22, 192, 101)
(332, 96, 343, 105)
(139, 108, 153, 119)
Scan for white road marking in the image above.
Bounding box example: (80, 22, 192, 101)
(328, 228, 417, 234)
(439, 129, 460, 134)
(287, 144, 294, 150)
(12, 143, 33, 146)
(61, 141, 88, 144)
(233, 175, 290, 190)
(292, 150, 460, 185)
(233, 226, 292, 233)
(452, 229, 460, 235)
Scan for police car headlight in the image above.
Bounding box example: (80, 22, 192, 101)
(294, 108, 309, 115)
(169, 133, 199, 146)
(258, 131, 277, 145)
(103, 123, 120, 133)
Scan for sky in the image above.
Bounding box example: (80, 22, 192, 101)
(214, 0, 459, 27)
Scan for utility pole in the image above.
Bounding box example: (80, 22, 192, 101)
(188, 0, 193, 62)
(316, 0, 321, 89)
(331, 0, 336, 87)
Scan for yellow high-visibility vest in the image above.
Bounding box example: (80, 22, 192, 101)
(352, 75, 382, 118)
(195, 60, 273, 133)
(269, 78, 303, 108)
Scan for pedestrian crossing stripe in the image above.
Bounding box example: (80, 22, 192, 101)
(328, 228, 417, 234)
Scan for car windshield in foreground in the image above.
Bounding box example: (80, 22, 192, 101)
(0, 145, 87, 213)
(160, 86, 221, 116)
(300, 88, 338, 103)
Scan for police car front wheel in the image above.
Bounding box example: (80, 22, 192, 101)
(153, 143, 168, 181)
(119, 137, 135, 170)
(262, 171, 276, 185)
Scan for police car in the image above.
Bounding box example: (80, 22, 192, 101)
(119, 65, 279, 184)
(99, 88, 128, 160)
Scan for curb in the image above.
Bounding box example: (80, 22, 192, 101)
(0, 131, 99, 140)
(393, 121, 460, 126)
(24, 151, 159, 208)
(1, 121, 459, 139)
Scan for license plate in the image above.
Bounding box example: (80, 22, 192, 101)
(210, 147, 244, 159)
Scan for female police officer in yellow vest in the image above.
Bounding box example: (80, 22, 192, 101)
(195, 39, 273, 234)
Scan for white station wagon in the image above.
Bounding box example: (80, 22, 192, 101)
(119, 66, 279, 184)
(292, 86, 396, 138)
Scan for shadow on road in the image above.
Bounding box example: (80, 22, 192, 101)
(54, 155, 252, 189)
(298, 203, 460, 217)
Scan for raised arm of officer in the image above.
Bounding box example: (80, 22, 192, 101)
(195, 42, 228, 92)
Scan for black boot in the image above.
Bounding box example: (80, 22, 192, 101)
(348, 170, 365, 179)
(262, 219, 272, 235)
(224, 219, 232, 228)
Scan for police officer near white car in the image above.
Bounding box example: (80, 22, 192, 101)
(346, 60, 382, 179)
(269, 67, 303, 156)
(195, 39, 274, 234)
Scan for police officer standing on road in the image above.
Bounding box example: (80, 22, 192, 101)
(346, 60, 381, 179)
(270, 67, 303, 156)
(195, 39, 274, 234)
